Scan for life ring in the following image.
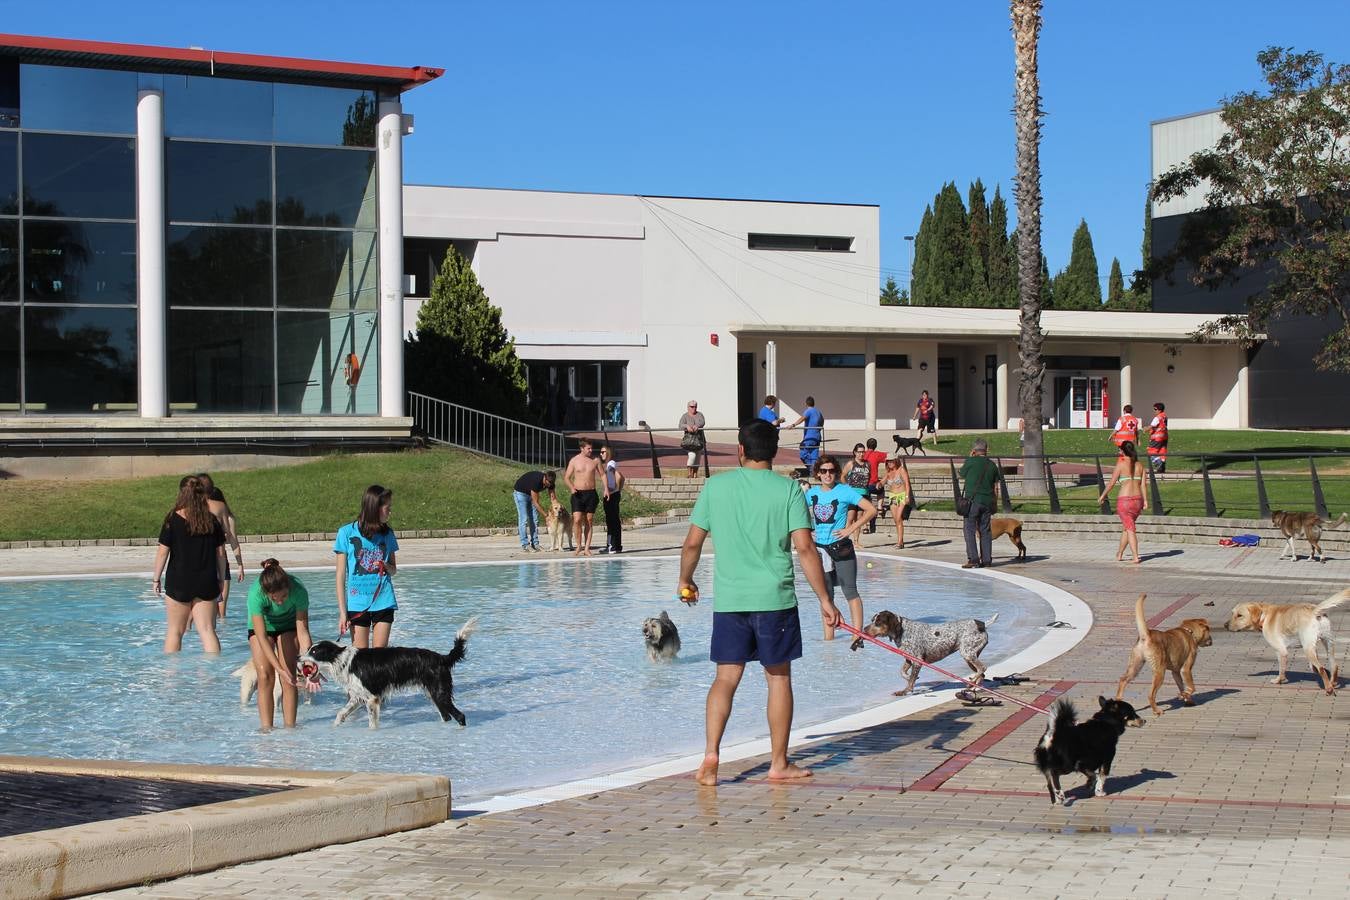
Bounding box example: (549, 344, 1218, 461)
(344, 353, 362, 386)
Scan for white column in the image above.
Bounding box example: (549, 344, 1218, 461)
(1237, 353, 1250, 428)
(765, 340, 777, 399)
(863, 336, 877, 430)
(996, 342, 1009, 429)
(377, 98, 405, 418)
(135, 90, 166, 418)
(1119, 344, 1133, 412)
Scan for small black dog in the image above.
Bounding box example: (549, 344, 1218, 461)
(1033, 696, 1144, 806)
(892, 434, 927, 457)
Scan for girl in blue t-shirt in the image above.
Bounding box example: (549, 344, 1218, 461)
(804, 456, 876, 641)
(335, 484, 400, 648)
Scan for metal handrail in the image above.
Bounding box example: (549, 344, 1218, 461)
(407, 391, 568, 470)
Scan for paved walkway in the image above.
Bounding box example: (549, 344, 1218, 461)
(6, 523, 1348, 898)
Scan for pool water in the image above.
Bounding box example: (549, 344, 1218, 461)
(0, 556, 1051, 805)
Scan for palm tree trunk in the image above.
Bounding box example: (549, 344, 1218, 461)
(1012, 0, 1048, 496)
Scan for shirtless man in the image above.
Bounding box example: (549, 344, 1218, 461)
(564, 438, 604, 555)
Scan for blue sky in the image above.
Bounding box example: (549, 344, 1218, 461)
(6, 1, 1348, 292)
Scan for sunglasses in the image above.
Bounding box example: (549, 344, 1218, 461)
(818, 468, 838, 474)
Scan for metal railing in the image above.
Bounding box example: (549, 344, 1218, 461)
(407, 391, 568, 469)
(933, 450, 1350, 519)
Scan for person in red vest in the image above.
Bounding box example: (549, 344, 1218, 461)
(1111, 404, 1140, 456)
(1147, 402, 1169, 473)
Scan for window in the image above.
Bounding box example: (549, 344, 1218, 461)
(0, 130, 15, 212)
(25, 221, 136, 304)
(19, 65, 136, 134)
(748, 233, 853, 252)
(276, 230, 377, 309)
(164, 75, 273, 142)
(277, 310, 378, 414)
(166, 142, 272, 224)
(167, 225, 272, 307)
(0, 305, 15, 409)
(23, 306, 137, 412)
(168, 309, 276, 413)
(0, 219, 16, 300)
(275, 147, 377, 229)
(877, 354, 910, 369)
(23, 134, 135, 219)
(274, 84, 377, 147)
(811, 353, 864, 368)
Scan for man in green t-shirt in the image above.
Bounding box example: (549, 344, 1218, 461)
(958, 438, 999, 568)
(678, 419, 839, 786)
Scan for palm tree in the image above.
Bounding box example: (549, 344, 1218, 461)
(1012, 0, 1047, 495)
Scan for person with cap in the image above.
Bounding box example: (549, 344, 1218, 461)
(958, 438, 999, 568)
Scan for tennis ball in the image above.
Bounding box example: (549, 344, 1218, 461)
(866, 562, 874, 569)
(679, 587, 695, 599)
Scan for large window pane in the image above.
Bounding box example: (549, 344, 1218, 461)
(25, 221, 135, 304)
(275, 147, 376, 229)
(0, 220, 16, 300)
(275, 84, 377, 147)
(277, 310, 378, 414)
(23, 134, 135, 219)
(167, 141, 271, 224)
(169, 309, 275, 413)
(0, 305, 16, 410)
(19, 65, 136, 134)
(276, 229, 376, 309)
(24, 306, 137, 412)
(0, 59, 17, 128)
(164, 75, 272, 142)
(167, 225, 271, 307)
(0, 130, 15, 213)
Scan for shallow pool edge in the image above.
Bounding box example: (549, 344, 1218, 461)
(459, 555, 1091, 816)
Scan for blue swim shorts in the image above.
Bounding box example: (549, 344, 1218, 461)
(710, 608, 803, 667)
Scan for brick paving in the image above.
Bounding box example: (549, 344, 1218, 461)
(3, 523, 1347, 898)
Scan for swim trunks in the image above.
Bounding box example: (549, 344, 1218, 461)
(571, 489, 599, 515)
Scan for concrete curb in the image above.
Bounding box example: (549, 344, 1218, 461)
(0, 757, 449, 900)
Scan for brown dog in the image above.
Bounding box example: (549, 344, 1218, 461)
(991, 517, 1027, 561)
(1115, 593, 1212, 716)
(1272, 510, 1348, 562)
(1224, 589, 1348, 693)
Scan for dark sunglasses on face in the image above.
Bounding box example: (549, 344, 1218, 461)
(818, 468, 838, 474)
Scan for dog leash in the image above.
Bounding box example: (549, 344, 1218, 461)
(837, 622, 1052, 716)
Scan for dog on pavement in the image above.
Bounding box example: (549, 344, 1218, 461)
(1224, 589, 1348, 693)
(851, 609, 998, 696)
(642, 610, 681, 662)
(1115, 593, 1212, 715)
(547, 501, 569, 551)
(1034, 697, 1145, 806)
(991, 517, 1028, 561)
(891, 434, 927, 457)
(302, 618, 477, 728)
(1272, 510, 1348, 562)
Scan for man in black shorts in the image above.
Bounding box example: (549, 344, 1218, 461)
(564, 438, 604, 556)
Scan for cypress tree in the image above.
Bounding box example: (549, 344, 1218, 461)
(928, 182, 973, 306)
(911, 205, 934, 305)
(1132, 188, 1153, 308)
(967, 179, 991, 304)
(405, 246, 528, 417)
(987, 186, 1015, 308)
(1106, 257, 1125, 306)
(1058, 219, 1102, 309)
(880, 275, 903, 306)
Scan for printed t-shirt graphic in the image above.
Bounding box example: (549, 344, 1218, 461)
(805, 484, 863, 546)
(334, 521, 399, 612)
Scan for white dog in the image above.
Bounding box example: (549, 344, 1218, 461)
(233, 663, 313, 708)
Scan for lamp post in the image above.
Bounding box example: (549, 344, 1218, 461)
(903, 234, 915, 304)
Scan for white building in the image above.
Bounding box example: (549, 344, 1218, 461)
(403, 185, 1248, 432)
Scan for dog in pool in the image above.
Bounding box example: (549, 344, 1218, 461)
(642, 610, 681, 662)
(302, 618, 477, 728)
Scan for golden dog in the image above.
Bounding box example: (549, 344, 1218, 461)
(1115, 593, 1212, 716)
(546, 502, 569, 552)
(1224, 588, 1349, 693)
(991, 517, 1027, 561)
(1272, 510, 1348, 562)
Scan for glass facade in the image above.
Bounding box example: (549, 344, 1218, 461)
(0, 57, 391, 416)
(526, 361, 627, 430)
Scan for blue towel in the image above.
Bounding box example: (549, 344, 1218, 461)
(1231, 533, 1261, 546)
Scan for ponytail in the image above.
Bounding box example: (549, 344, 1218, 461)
(259, 557, 291, 596)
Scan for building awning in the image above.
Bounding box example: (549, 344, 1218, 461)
(0, 33, 442, 92)
(729, 308, 1244, 343)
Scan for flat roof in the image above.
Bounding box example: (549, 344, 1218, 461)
(0, 32, 442, 92)
(404, 183, 879, 208)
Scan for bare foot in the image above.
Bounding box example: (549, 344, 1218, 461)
(695, 754, 718, 786)
(766, 762, 813, 782)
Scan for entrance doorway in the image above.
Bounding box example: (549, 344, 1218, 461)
(937, 357, 956, 428)
(984, 354, 997, 429)
(737, 352, 756, 425)
(1061, 375, 1108, 428)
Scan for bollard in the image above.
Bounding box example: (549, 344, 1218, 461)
(1147, 458, 1164, 515)
(1043, 457, 1062, 514)
(1310, 457, 1329, 519)
(996, 457, 1014, 512)
(1094, 456, 1110, 514)
(949, 457, 962, 504)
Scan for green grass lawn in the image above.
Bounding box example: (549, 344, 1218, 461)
(936, 429, 1350, 472)
(0, 449, 678, 542)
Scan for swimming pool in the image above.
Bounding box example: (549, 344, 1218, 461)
(0, 556, 1058, 807)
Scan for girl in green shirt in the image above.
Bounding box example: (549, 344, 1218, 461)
(246, 558, 312, 730)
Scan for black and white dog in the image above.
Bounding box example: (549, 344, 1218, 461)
(302, 618, 477, 729)
(1034, 696, 1144, 806)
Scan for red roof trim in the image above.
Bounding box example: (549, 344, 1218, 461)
(0, 33, 443, 92)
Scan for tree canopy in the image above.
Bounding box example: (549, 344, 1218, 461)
(1147, 46, 1350, 371)
(404, 246, 529, 417)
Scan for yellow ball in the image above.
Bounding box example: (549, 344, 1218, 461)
(866, 562, 874, 569)
(679, 587, 695, 599)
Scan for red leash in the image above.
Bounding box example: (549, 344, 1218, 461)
(837, 622, 1051, 716)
